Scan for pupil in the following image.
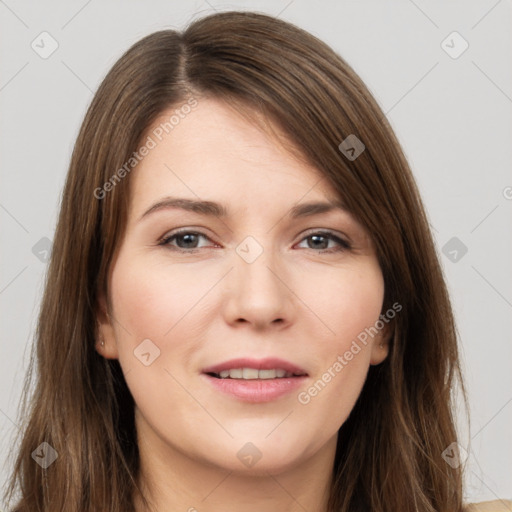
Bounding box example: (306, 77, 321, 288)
(179, 234, 197, 248)
(310, 235, 327, 249)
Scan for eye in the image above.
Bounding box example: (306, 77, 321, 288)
(159, 229, 351, 254)
(296, 231, 351, 253)
(158, 230, 215, 251)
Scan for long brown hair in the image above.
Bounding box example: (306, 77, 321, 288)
(3, 10, 468, 512)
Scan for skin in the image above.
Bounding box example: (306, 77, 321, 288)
(96, 96, 391, 512)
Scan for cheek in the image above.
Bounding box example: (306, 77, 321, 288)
(292, 262, 384, 416)
(108, 254, 223, 401)
(301, 260, 385, 349)
(110, 256, 213, 342)
(108, 256, 205, 417)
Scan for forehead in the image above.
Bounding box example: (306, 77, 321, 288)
(128, 97, 342, 218)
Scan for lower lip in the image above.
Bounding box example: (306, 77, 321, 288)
(203, 374, 307, 403)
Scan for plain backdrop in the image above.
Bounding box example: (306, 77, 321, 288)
(1, 0, 511, 507)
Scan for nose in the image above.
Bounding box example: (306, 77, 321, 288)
(222, 244, 295, 331)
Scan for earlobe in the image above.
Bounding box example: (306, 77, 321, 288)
(369, 341, 389, 366)
(95, 291, 119, 360)
(369, 322, 393, 366)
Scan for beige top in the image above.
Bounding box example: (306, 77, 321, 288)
(465, 500, 512, 511)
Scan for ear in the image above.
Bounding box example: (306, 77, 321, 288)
(95, 290, 120, 360)
(369, 319, 393, 366)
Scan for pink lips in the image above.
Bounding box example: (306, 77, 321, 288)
(202, 357, 308, 403)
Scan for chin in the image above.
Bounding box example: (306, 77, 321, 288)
(199, 433, 316, 476)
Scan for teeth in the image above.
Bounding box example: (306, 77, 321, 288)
(258, 369, 277, 379)
(242, 368, 259, 379)
(215, 368, 299, 379)
(229, 368, 243, 379)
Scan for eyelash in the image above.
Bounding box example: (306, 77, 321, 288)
(157, 229, 351, 254)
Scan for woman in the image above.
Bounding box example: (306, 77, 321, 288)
(3, 10, 510, 512)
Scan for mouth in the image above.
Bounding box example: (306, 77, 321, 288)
(202, 358, 308, 402)
(206, 368, 307, 380)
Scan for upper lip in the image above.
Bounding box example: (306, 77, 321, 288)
(202, 358, 308, 376)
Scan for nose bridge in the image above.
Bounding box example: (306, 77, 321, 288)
(224, 234, 292, 327)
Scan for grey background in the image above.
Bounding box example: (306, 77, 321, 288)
(1, 0, 511, 506)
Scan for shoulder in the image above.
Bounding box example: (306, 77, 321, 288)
(464, 499, 512, 511)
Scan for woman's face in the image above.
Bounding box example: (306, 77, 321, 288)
(97, 97, 390, 475)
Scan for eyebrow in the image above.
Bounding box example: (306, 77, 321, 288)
(138, 196, 348, 222)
